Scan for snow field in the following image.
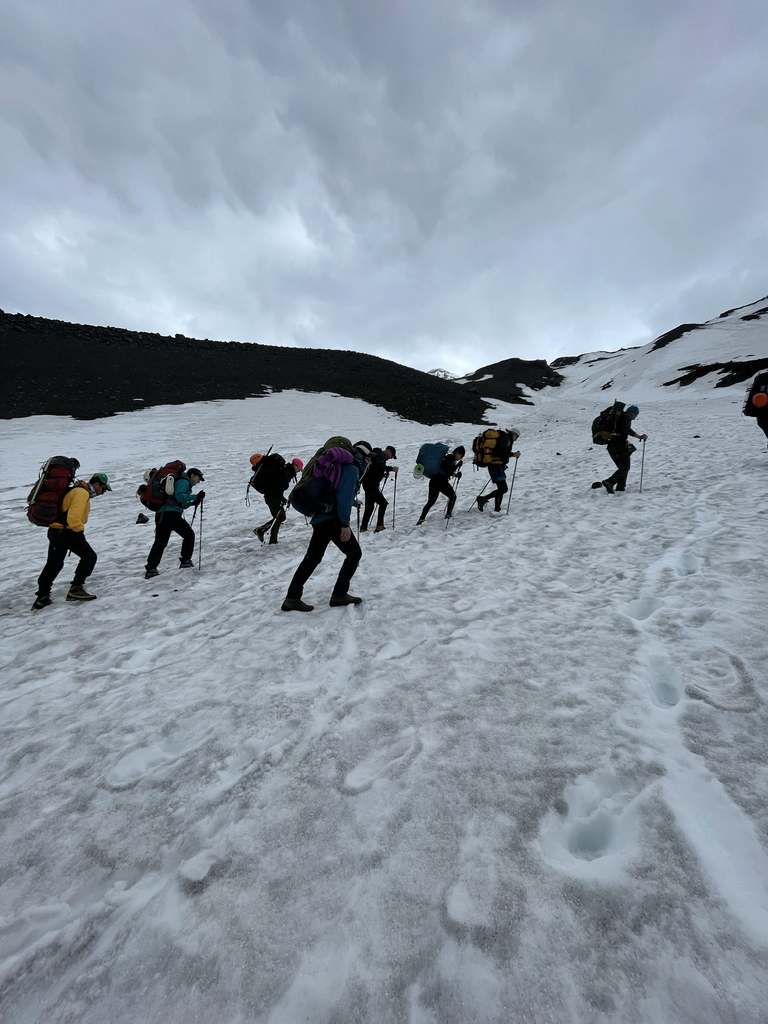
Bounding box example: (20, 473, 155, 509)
(1, 390, 767, 1023)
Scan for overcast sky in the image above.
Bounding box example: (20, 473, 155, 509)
(2, 0, 767, 374)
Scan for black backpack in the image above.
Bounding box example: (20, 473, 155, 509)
(250, 453, 287, 494)
(591, 401, 625, 445)
(743, 371, 768, 418)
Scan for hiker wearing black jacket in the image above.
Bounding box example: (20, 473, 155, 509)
(592, 405, 647, 493)
(417, 447, 465, 525)
(360, 445, 397, 532)
(254, 457, 303, 544)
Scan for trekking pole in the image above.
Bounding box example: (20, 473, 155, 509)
(198, 499, 203, 570)
(639, 439, 646, 493)
(445, 475, 462, 530)
(466, 479, 491, 512)
(356, 502, 361, 540)
(392, 472, 397, 531)
(505, 457, 520, 515)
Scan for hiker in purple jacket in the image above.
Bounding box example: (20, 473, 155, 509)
(282, 441, 373, 612)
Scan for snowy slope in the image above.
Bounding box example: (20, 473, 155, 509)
(547, 296, 768, 404)
(2, 390, 768, 1023)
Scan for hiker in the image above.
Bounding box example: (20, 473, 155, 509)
(417, 446, 465, 525)
(251, 453, 304, 544)
(472, 427, 521, 512)
(591, 403, 647, 493)
(144, 468, 205, 578)
(360, 445, 397, 532)
(32, 472, 111, 609)
(282, 440, 372, 612)
(743, 371, 768, 447)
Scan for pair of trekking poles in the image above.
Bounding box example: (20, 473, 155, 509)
(458, 457, 520, 523)
(190, 497, 204, 570)
(355, 471, 398, 539)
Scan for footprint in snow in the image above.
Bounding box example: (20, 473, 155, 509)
(623, 596, 663, 621)
(539, 771, 645, 880)
(675, 549, 701, 577)
(641, 650, 683, 708)
(104, 737, 191, 790)
(339, 728, 421, 795)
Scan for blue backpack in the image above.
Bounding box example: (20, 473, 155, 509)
(415, 442, 449, 479)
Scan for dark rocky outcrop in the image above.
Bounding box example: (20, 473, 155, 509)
(649, 323, 703, 352)
(662, 358, 768, 389)
(459, 358, 563, 404)
(1, 312, 491, 425)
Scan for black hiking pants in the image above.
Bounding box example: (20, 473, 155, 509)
(146, 510, 195, 570)
(37, 528, 97, 596)
(757, 412, 768, 442)
(260, 489, 287, 542)
(485, 466, 508, 511)
(606, 440, 632, 491)
(420, 476, 456, 520)
(361, 483, 388, 530)
(286, 519, 361, 599)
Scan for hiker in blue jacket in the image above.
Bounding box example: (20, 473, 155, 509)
(282, 442, 373, 612)
(417, 446, 464, 525)
(145, 469, 205, 578)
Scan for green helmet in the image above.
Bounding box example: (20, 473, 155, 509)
(90, 472, 112, 491)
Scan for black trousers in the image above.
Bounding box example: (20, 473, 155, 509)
(361, 484, 388, 530)
(606, 440, 632, 490)
(420, 476, 456, 519)
(146, 511, 195, 570)
(757, 413, 768, 441)
(37, 528, 97, 596)
(286, 519, 361, 599)
(485, 467, 508, 511)
(260, 489, 286, 541)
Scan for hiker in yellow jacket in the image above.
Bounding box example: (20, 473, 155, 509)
(33, 473, 111, 610)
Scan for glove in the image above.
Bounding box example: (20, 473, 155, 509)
(195, 490, 206, 505)
(455, 471, 462, 480)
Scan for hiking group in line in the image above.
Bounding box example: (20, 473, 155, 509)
(26, 382, 767, 613)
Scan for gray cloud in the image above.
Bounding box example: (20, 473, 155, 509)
(2, 0, 767, 373)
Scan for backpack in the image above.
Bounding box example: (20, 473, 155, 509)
(744, 371, 768, 418)
(289, 437, 354, 516)
(249, 452, 287, 494)
(472, 429, 514, 466)
(136, 460, 186, 511)
(415, 443, 449, 479)
(26, 456, 80, 527)
(591, 401, 625, 445)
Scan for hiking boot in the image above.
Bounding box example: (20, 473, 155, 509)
(31, 595, 52, 611)
(268, 537, 279, 545)
(374, 523, 386, 533)
(591, 481, 603, 489)
(476, 496, 487, 511)
(281, 597, 314, 612)
(416, 517, 425, 526)
(602, 480, 615, 494)
(359, 526, 368, 533)
(179, 559, 194, 568)
(254, 525, 268, 543)
(66, 585, 96, 601)
(615, 485, 626, 492)
(145, 568, 159, 579)
(329, 594, 363, 607)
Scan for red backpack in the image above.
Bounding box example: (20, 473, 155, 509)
(26, 456, 80, 527)
(137, 460, 186, 511)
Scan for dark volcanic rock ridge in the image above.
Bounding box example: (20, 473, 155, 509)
(2, 312, 491, 425)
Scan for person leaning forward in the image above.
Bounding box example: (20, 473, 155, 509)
(282, 442, 373, 612)
(32, 473, 111, 610)
(144, 468, 205, 578)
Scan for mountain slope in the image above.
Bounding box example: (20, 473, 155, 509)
(0, 311, 491, 425)
(548, 296, 768, 402)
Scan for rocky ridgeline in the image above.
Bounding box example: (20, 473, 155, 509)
(1, 312, 491, 425)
